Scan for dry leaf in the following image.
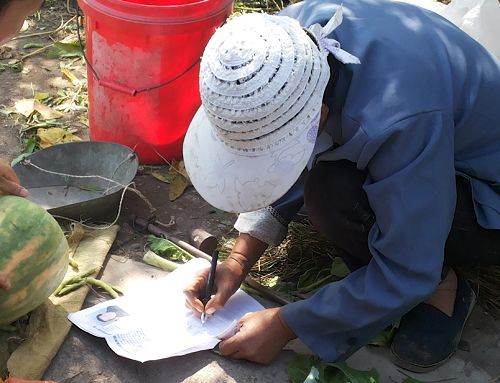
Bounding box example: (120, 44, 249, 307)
(172, 160, 190, 180)
(66, 223, 85, 263)
(37, 127, 81, 148)
(14, 99, 63, 120)
(166, 160, 191, 201)
(14, 99, 36, 117)
(67, 223, 85, 246)
(33, 101, 63, 120)
(0, 46, 14, 59)
(61, 67, 81, 86)
(20, 19, 29, 32)
(169, 172, 190, 201)
(151, 168, 172, 184)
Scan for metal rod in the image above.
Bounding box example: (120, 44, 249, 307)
(133, 216, 211, 261)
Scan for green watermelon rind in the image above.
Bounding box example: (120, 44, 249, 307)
(0, 196, 69, 326)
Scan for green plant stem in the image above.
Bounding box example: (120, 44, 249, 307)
(143, 250, 180, 272)
(20, 43, 55, 61)
(54, 266, 101, 295)
(57, 278, 87, 296)
(86, 277, 119, 299)
(12, 16, 76, 40)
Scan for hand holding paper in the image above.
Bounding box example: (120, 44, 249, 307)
(68, 259, 263, 362)
(218, 307, 297, 364)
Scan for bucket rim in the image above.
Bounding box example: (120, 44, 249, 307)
(78, 0, 234, 24)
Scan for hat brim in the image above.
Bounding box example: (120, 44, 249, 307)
(183, 107, 318, 213)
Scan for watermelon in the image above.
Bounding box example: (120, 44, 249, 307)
(0, 196, 69, 326)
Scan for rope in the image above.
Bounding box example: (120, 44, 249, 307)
(52, 182, 132, 230)
(23, 159, 123, 188)
(21, 158, 156, 230)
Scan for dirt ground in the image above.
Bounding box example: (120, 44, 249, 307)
(0, 1, 236, 260)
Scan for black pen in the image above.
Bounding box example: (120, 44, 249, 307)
(201, 249, 219, 324)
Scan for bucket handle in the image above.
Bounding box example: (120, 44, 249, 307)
(76, 8, 201, 97)
(96, 57, 201, 96)
(98, 79, 137, 96)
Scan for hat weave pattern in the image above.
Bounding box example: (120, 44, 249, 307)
(200, 13, 330, 156)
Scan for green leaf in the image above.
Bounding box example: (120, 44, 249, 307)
(273, 281, 297, 294)
(323, 362, 379, 383)
(297, 268, 320, 290)
(23, 136, 38, 154)
(288, 355, 321, 383)
(401, 378, 424, 383)
(303, 366, 320, 383)
(297, 268, 333, 294)
(368, 323, 399, 348)
(47, 41, 83, 59)
(0, 61, 23, 73)
(297, 257, 350, 293)
(146, 235, 193, 262)
(11, 137, 39, 166)
(288, 356, 380, 383)
(330, 257, 351, 280)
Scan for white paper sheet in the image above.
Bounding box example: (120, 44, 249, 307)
(68, 258, 264, 362)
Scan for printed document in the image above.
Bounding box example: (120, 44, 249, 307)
(68, 258, 264, 362)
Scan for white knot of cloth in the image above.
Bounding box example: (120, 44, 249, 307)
(308, 6, 361, 65)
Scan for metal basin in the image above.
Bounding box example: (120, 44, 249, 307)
(13, 141, 138, 221)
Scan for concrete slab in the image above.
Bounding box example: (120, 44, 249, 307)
(43, 254, 294, 383)
(44, 252, 500, 383)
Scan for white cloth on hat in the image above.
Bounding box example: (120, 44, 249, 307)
(308, 6, 361, 65)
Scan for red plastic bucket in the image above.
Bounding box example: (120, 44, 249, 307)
(78, 0, 233, 164)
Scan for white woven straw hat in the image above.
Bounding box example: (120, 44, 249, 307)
(183, 9, 359, 213)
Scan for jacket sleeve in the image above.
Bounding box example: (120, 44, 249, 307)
(234, 171, 306, 245)
(282, 111, 457, 361)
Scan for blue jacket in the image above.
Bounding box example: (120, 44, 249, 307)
(274, 0, 500, 362)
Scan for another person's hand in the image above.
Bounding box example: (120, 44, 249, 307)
(184, 258, 246, 317)
(0, 272, 11, 290)
(219, 307, 296, 364)
(0, 0, 45, 45)
(0, 159, 28, 197)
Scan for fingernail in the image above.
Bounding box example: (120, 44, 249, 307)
(19, 187, 28, 197)
(206, 308, 216, 315)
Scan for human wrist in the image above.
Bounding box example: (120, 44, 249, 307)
(228, 233, 267, 274)
(225, 253, 252, 276)
(277, 307, 297, 341)
(219, 257, 246, 288)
